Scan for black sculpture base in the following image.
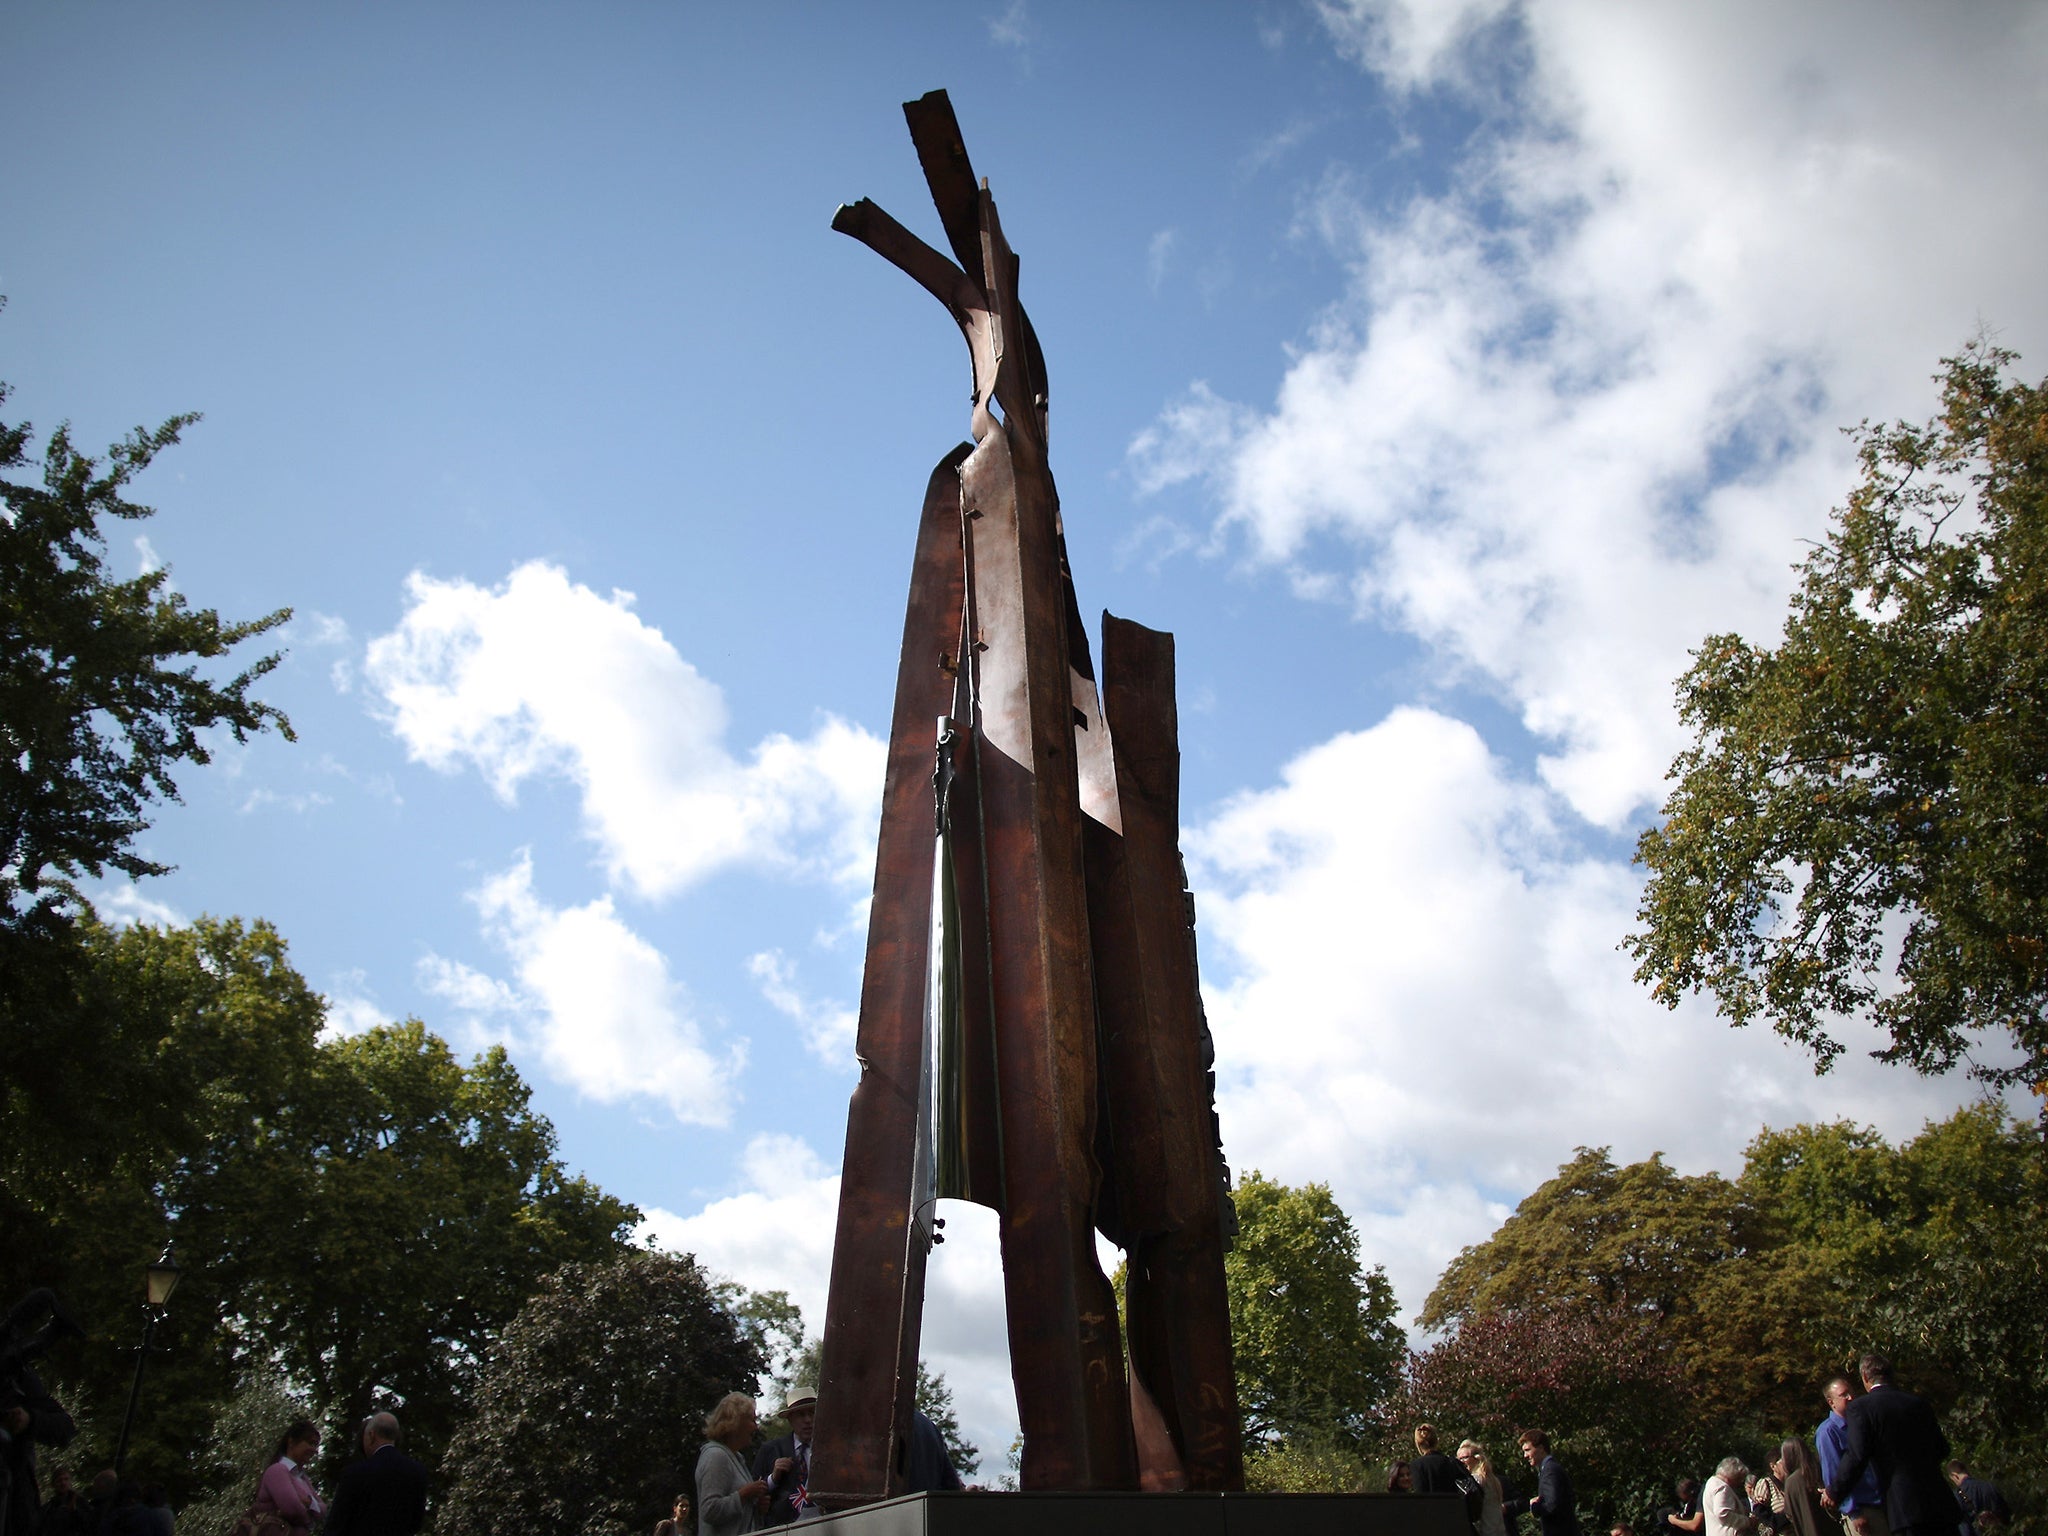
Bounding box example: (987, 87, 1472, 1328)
(807, 1491, 1471, 1536)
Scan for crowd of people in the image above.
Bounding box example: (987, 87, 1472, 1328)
(689, 1383, 962, 1536)
(7, 1379, 962, 1536)
(5, 1350, 2018, 1535)
(16, 1412, 429, 1536)
(1388, 1356, 2012, 1536)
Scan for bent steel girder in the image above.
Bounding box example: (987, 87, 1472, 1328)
(827, 93, 1135, 1493)
(818, 89, 1241, 1503)
(810, 446, 972, 1510)
(1093, 614, 1245, 1491)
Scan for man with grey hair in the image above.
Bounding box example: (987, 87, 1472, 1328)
(1705, 1457, 1758, 1536)
(325, 1411, 430, 1536)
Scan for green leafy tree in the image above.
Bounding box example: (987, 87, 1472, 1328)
(1225, 1171, 1405, 1459)
(1241, 1437, 1374, 1494)
(0, 376, 291, 937)
(1628, 342, 2048, 1087)
(1417, 1145, 1829, 1437)
(1, 919, 636, 1500)
(435, 1251, 766, 1536)
(913, 1360, 979, 1477)
(1741, 1104, 2048, 1520)
(1416, 1109, 2048, 1520)
(2, 916, 327, 1490)
(258, 1021, 639, 1479)
(715, 1284, 812, 1413)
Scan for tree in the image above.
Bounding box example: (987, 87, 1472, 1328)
(1415, 1109, 2048, 1522)
(1225, 1171, 1405, 1456)
(1628, 342, 2048, 1087)
(1420, 1146, 1825, 1444)
(0, 376, 292, 937)
(436, 1251, 766, 1536)
(914, 1360, 979, 1477)
(256, 1021, 639, 1479)
(1, 918, 637, 1500)
(1420, 1148, 1755, 1330)
(1, 916, 328, 1491)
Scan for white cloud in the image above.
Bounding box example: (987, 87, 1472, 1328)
(420, 852, 742, 1124)
(321, 972, 388, 1041)
(639, 1138, 1016, 1479)
(748, 950, 857, 1069)
(91, 881, 183, 929)
(987, 0, 1030, 52)
(1144, 1, 2048, 829)
(1147, 229, 1177, 294)
(239, 787, 333, 815)
(1187, 706, 2003, 1324)
(363, 561, 884, 900)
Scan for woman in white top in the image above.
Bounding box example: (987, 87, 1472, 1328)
(696, 1393, 770, 1536)
(1459, 1439, 1510, 1536)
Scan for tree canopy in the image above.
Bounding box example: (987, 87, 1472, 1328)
(1412, 1107, 2047, 1525)
(435, 1250, 765, 1536)
(3, 917, 638, 1499)
(1225, 1171, 1406, 1455)
(1629, 342, 2048, 1086)
(0, 377, 292, 938)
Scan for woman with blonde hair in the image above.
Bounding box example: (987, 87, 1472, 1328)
(696, 1393, 769, 1536)
(1459, 1439, 1510, 1536)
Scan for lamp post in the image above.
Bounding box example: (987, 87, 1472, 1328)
(111, 1242, 182, 1477)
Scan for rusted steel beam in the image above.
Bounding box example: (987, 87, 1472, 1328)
(1093, 613, 1245, 1491)
(810, 445, 973, 1510)
(961, 416, 1135, 1487)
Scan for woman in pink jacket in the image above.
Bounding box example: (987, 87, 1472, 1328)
(254, 1420, 328, 1531)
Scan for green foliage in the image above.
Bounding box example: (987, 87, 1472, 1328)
(2, 916, 330, 1488)
(0, 918, 637, 1502)
(715, 1284, 813, 1412)
(435, 1251, 765, 1536)
(1242, 1432, 1375, 1493)
(1225, 1171, 1406, 1452)
(914, 1359, 979, 1475)
(0, 376, 291, 936)
(1629, 342, 2048, 1087)
(1413, 1108, 2048, 1529)
(1421, 1147, 1757, 1328)
(262, 1021, 641, 1480)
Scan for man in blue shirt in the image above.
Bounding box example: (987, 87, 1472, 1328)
(1818, 1375, 1888, 1536)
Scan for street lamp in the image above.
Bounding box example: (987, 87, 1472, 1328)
(112, 1241, 182, 1476)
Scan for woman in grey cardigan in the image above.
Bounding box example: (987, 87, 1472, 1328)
(697, 1393, 770, 1536)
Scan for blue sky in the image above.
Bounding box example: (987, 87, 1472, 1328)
(8, 0, 2045, 1475)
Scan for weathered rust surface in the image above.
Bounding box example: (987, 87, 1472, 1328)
(817, 89, 1236, 1503)
(1094, 614, 1245, 1491)
(810, 446, 972, 1510)
(962, 422, 1136, 1491)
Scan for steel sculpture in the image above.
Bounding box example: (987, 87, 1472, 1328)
(810, 90, 1243, 1506)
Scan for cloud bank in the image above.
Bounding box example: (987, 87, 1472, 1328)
(366, 561, 883, 1120)
(366, 560, 884, 898)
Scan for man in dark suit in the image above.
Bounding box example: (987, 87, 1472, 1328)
(325, 1411, 429, 1536)
(752, 1386, 817, 1526)
(1823, 1355, 1965, 1536)
(1520, 1429, 1578, 1536)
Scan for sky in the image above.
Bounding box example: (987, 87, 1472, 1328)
(6, 0, 2046, 1479)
